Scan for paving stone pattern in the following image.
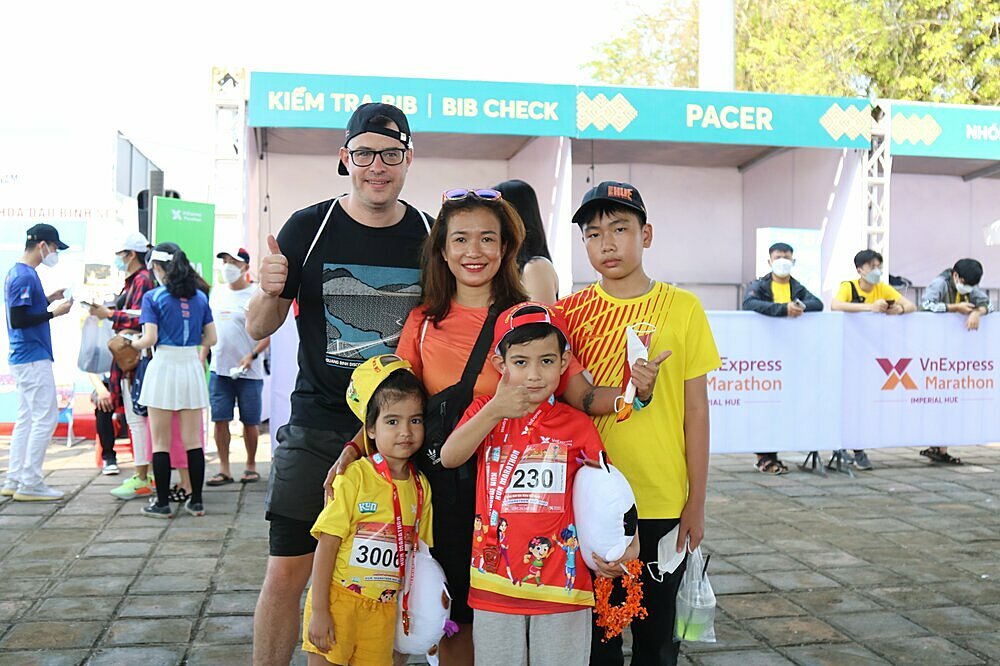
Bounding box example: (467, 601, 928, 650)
(1, 436, 998, 665)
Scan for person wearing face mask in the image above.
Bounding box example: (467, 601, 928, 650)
(832, 249, 916, 471)
(203, 248, 269, 486)
(742, 242, 823, 474)
(2, 224, 73, 501)
(89, 232, 157, 486)
(917, 258, 994, 465)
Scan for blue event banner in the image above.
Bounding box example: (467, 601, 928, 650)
(248, 72, 577, 137)
(891, 102, 1000, 160)
(249, 72, 1000, 158)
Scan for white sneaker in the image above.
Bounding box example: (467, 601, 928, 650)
(102, 462, 120, 476)
(13, 483, 64, 501)
(1, 481, 18, 497)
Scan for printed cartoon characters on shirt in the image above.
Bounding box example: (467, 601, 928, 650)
(518, 536, 554, 587)
(497, 517, 514, 582)
(553, 524, 580, 593)
(379, 589, 398, 603)
(472, 514, 487, 572)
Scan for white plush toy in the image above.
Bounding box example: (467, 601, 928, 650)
(573, 452, 639, 571)
(394, 539, 452, 657)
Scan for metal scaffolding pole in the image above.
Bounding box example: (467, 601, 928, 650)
(864, 103, 892, 272)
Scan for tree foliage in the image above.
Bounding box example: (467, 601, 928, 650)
(585, 0, 1000, 104)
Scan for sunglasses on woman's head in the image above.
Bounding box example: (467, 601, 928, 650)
(441, 188, 503, 203)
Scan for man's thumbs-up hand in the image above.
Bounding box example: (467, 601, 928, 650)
(260, 234, 288, 297)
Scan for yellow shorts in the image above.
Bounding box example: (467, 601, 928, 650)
(302, 582, 396, 666)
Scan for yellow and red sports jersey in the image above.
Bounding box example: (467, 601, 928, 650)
(557, 282, 720, 519)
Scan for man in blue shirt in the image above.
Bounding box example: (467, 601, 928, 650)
(2, 224, 74, 501)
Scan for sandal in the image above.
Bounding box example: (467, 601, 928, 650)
(240, 470, 261, 483)
(920, 447, 963, 465)
(206, 472, 235, 486)
(755, 456, 788, 475)
(168, 485, 191, 503)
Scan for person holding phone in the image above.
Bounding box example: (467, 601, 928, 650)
(742, 242, 823, 474)
(831, 249, 916, 470)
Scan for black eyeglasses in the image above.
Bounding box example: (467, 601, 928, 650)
(347, 148, 407, 168)
(441, 188, 503, 203)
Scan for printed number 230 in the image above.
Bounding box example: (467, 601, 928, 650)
(511, 467, 555, 489)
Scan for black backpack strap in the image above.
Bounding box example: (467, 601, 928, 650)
(846, 280, 864, 304)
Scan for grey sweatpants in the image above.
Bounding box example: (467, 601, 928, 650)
(473, 607, 592, 666)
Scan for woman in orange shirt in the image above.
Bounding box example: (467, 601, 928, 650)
(332, 188, 630, 666)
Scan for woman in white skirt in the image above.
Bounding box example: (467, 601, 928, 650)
(129, 242, 216, 518)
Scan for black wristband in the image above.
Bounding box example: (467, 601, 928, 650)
(251, 351, 259, 360)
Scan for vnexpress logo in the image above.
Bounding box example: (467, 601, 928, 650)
(877, 358, 918, 390)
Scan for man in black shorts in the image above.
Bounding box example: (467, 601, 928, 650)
(247, 103, 431, 665)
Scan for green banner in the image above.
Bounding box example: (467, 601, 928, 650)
(152, 197, 216, 287)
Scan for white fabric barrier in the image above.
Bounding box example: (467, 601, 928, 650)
(269, 310, 998, 454)
(840, 313, 999, 449)
(706, 311, 999, 453)
(705, 312, 844, 454)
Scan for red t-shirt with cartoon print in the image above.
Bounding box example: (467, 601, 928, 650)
(457, 394, 605, 615)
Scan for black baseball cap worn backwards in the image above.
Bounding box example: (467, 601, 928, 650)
(26, 223, 69, 250)
(571, 181, 647, 227)
(338, 103, 413, 176)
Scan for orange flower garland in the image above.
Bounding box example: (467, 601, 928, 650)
(594, 559, 647, 641)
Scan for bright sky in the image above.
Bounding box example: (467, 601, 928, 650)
(2, 0, 662, 200)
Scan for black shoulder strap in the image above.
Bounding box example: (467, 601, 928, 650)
(847, 280, 863, 303)
(458, 304, 500, 388)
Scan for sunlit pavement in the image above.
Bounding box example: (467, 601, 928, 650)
(1, 434, 998, 665)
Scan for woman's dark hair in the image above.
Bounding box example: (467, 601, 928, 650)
(364, 369, 428, 433)
(421, 197, 527, 322)
(494, 179, 551, 268)
(149, 242, 200, 298)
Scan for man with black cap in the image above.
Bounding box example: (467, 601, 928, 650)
(247, 103, 431, 664)
(2, 224, 73, 501)
(205, 246, 268, 486)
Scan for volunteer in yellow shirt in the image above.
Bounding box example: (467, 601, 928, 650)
(831, 249, 916, 314)
(741, 242, 823, 475)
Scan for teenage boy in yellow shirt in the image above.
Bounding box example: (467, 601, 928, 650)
(558, 182, 721, 666)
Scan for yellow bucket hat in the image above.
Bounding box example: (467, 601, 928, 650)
(346, 354, 415, 453)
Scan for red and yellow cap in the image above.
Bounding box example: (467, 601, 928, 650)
(492, 302, 572, 355)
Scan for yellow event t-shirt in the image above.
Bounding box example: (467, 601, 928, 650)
(833, 279, 902, 304)
(771, 281, 791, 304)
(311, 458, 433, 603)
(557, 282, 721, 519)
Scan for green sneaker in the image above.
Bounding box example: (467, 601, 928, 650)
(110, 474, 155, 500)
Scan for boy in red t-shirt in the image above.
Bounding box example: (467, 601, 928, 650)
(441, 302, 638, 666)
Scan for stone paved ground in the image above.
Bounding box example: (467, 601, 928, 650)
(1, 434, 998, 665)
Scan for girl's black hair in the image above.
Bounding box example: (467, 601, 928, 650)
(150, 242, 202, 298)
(495, 179, 552, 268)
(364, 369, 428, 433)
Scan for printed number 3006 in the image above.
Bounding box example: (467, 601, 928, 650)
(354, 544, 401, 569)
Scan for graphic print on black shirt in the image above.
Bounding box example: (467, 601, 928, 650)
(276, 198, 429, 431)
(322, 263, 421, 368)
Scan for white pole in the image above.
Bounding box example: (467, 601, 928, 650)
(698, 0, 736, 91)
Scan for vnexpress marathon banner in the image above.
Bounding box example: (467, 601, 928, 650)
(705, 313, 844, 454)
(841, 314, 998, 449)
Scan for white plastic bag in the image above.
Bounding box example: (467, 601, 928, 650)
(674, 546, 716, 643)
(77, 315, 113, 374)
